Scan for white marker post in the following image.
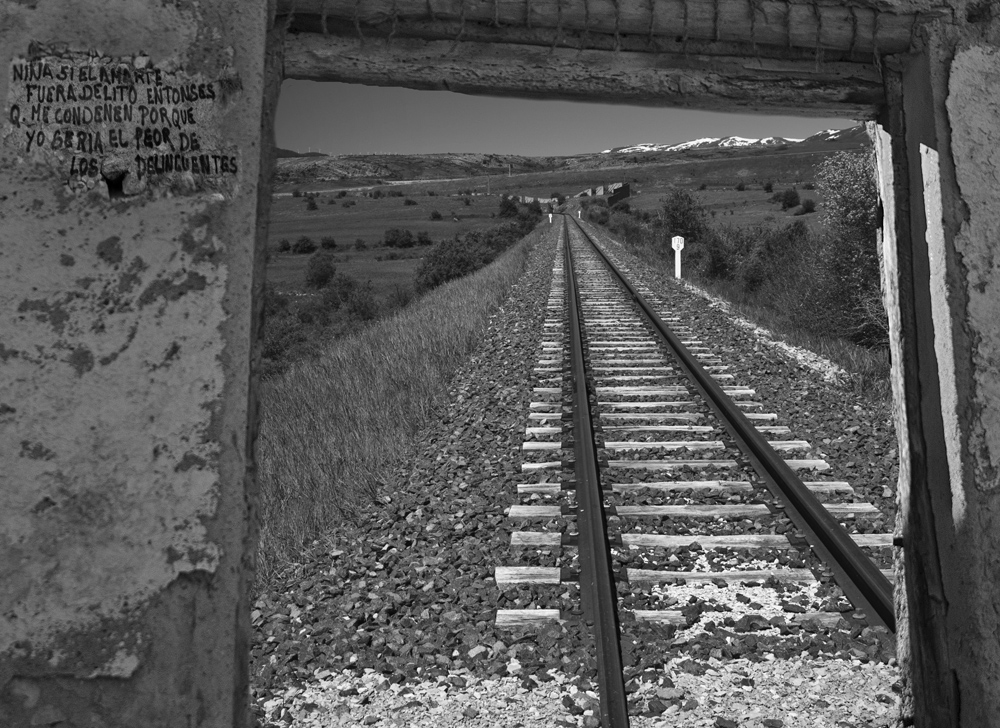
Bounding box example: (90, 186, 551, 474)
(578, 210, 582, 219)
(672, 235, 684, 278)
(549, 213, 553, 223)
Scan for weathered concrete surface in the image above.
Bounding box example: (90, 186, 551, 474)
(942, 42, 1000, 727)
(0, 0, 272, 725)
(877, 8, 1000, 725)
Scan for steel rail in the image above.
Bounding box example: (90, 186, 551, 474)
(568, 216, 895, 633)
(563, 219, 631, 728)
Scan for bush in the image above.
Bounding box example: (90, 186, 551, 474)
(292, 236, 317, 254)
(799, 199, 816, 214)
(277, 238, 291, 253)
(354, 238, 367, 250)
(552, 192, 566, 204)
(417, 231, 432, 246)
(384, 228, 415, 248)
(803, 182, 815, 190)
(321, 236, 337, 250)
(388, 190, 404, 197)
(763, 181, 773, 193)
(430, 210, 442, 221)
(498, 196, 520, 218)
(336, 190, 348, 198)
(342, 199, 356, 208)
(370, 189, 383, 199)
(775, 187, 800, 210)
(346, 281, 379, 320)
(292, 188, 302, 198)
(735, 181, 746, 191)
(462, 197, 471, 206)
(527, 199, 543, 216)
(306, 196, 318, 211)
(427, 190, 437, 196)
(404, 198, 417, 206)
(305, 250, 336, 288)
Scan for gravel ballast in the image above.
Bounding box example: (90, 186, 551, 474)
(251, 218, 901, 727)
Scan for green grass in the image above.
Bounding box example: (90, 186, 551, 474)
(254, 226, 541, 590)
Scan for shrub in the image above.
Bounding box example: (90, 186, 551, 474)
(304, 250, 336, 288)
(292, 236, 317, 254)
(430, 210, 443, 221)
(698, 183, 708, 191)
(388, 190, 404, 197)
(777, 188, 800, 210)
(342, 199, 356, 208)
(799, 199, 816, 214)
(427, 190, 436, 196)
(498, 196, 520, 218)
(763, 181, 774, 193)
(417, 231, 432, 246)
(336, 190, 348, 198)
(404, 198, 417, 206)
(384, 228, 415, 248)
(735, 181, 746, 191)
(370, 189, 383, 199)
(527, 199, 543, 216)
(803, 182, 815, 190)
(552, 192, 566, 204)
(462, 197, 471, 206)
(306, 196, 318, 210)
(354, 238, 367, 250)
(346, 282, 379, 320)
(662, 187, 710, 244)
(321, 236, 337, 250)
(291, 188, 302, 198)
(277, 238, 291, 253)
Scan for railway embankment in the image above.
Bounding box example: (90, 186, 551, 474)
(251, 218, 900, 728)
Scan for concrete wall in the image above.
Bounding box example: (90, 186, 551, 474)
(875, 8, 1000, 726)
(0, 1, 272, 725)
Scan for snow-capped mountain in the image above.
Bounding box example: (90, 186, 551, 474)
(599, 125, 876, 155)
(601, 135, 803, 155)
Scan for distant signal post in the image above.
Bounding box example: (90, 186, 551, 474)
(672, 236, 684, 278)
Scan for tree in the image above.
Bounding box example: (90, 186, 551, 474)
(816, 150, 885, 345)
(661, 188, 709, 244)
(498, 196, 520, 217)
(304, 251, 336, 288)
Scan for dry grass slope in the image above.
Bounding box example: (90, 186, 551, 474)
(255, 227, 539, 588)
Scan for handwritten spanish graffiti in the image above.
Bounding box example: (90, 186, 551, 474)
(4, 52, 239, 196)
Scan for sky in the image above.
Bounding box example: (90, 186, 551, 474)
(275, 80, 860, 157)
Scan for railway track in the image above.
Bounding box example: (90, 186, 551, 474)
(495, 215, 895, 726)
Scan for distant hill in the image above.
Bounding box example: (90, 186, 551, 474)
(276, 148, 329, 158)
(274, 125, 869, 187)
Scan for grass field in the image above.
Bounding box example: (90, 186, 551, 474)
(266, 191, 512, 295)
(255, 228, 540, 588)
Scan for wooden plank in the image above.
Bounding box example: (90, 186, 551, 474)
(494, 566, 562, 585)
(602, 425, 715, 433)
(608, 459, 738, 470)
(628, 568, 815, 584)
(522, 441, 564, 451)
(496, 609, 562, 627)
(511, 532, 562, 547)
(521, 461, 563, 472)
(823, 503, 881, 515)
(767, 440, 812, 451)
(517, 482, 563, 494)
(622, 533, 789, 548)
(631, 610, 684, 625)
(507, 505, 565, 518)
(614, 504, 770, 517)
(784, 459, 832, 471)
(602, 440, 726, 451)
(600, 413, 703, 421)
(611, 480, 752, 493)
(804, 481, 853, 494)
(278, 0, 923, 56)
